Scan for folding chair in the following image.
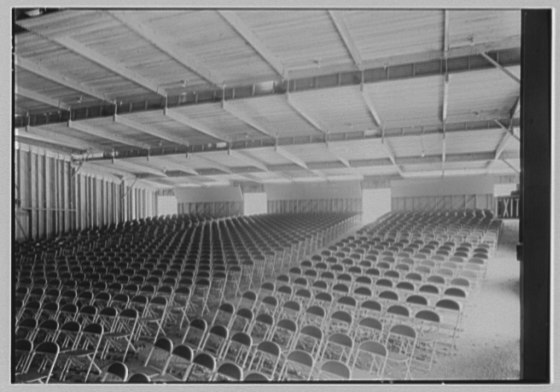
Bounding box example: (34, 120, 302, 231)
(278, 350, 314, 381)
(249, 313, 274, 345)
(100, 361, 128, 382)
(412, 309, 441, 372)
(16, 341, 60, 384)
(292, 325, 323, 360)
(229, 307, 254, 334)
(277, 300, 301, 324)
(59, 323, 104, 382)
(33, 319, 59, 345)
(384, 324, 417, 380)
(135, 296, 168, 343)
(201, 324, 229, 358)
(244, 371, 270, 381)
(211, 302, 235, 327)
(129, 336, 173, 378)
(212, 361, 244, 381)
(327, 310, 353, 335)
(319, 332, 354, 365)
(353, 317, 383, 344)
(151, 344, 193, 382)
(236, 290, 258, 312)
(181, 318, 208, 351)
(269, 318, 298, 353)
(246, 341, 282, 380)
(100, 308, 139, 362)
(350, 340, 387, 380)
(255, 296, 279, 319)
(14, 339, 33, 375)
(222, 331, 253, 368)
(186, 352, 217, 381)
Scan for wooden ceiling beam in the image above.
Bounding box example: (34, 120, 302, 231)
(164, 108, 228, 143)
(218, 10, 285, 78)
(16, 55, 111, 103)
(17, 87, 71, 111)
(114, 114, 189, 146)
(108, 10, 224, 88)
(15, 125, 110, 153)
(68, 120, 151, 150)
(328, 10, 363, 70)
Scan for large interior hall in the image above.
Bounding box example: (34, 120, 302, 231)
(10, 8, 551, 384)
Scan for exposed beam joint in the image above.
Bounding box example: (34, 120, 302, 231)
(108, 11, 224, 87)
(15, 55, 111, 103)
(502, 158, 520, 174)
(379, 140, 404, 177)
(114, 114, 189, 146)
(229, 150, 270, 172)
(68, 120, 151, 150)
(478, 50, 521, 83)
(218, 10, 285, 78)
(286, 94, 326, 135)
(164, 108, 228, 143)
(17, 87, 71, 111)
(221, 100, 276, 139)
(360, 86, 383, 129)
(328, 11, 363, 70)
(494, 120, 520, 142)
(275, 147, 308, 170)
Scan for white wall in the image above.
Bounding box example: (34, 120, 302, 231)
(265, 180, 362, 200)
(362, 188, 392, 224)
(244, 193, 267, 216)
(391, 176, 495, 197)
(157, 195, 178, 217)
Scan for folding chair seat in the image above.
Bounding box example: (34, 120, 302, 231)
(109, 293, 130, 312)
(212, 361, 243, 381)
(279, 350, 314, 381)
(311, 280, 328, 295)
(247, 340, 282, 380)
(293, 288, 313, 308)
(384, 324, 417, 380)
(427, 275, 447, 288)
(15, 341, 60, 384)
(228, 307, 254, 334)
(276, 285, 294, 306)
(316, 359, 351, 380)
(333, 295, 357, 316)
(181, 318, 208, 351)
(378, 290, 400, 308)
(383, 304, 411, 333)
(244, 371, 271, 381)
(37, 302, 60, 323)
(258, 281, 275, 302)
(127, 373, 151, 383)
(396, 281, 416, 296)
(186, 352, 217, 381)
(75, 305, 98, 328)
(351, 340, 387, 380)
(19, 300, 42, 322)
(100, 361, 128, 382)
(358, 299, 383, 320)
(100, 308, 139, 362)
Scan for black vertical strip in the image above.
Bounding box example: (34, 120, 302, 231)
(520, 9, 551, 382)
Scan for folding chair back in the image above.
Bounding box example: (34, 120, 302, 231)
(101, 361, 129, 382)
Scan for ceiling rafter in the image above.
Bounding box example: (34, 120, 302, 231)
(109, 158, 167, 177)
(379, 139, 404, 177)
(285, 93, 327, 135)
(107, 10, 224, 88)
(477, 49, 520, 84)
(18, 22, 168, 97)
(68, 120, 151, 150)
(194, 154, 257, 183)
(15, 55, 111, 103)
(328, 10, 363, 70)
(487, 98, 520, 171)
(221, 100, 276, 139)
(17, 87, 71, 111)
(15, 125, 109, 153)
(502, 158, 520, 174)
(164, 108, 228, 143)
(360, 86, 383, 129)
(114, 114, 189, 147)
(218, 10, 285, 78)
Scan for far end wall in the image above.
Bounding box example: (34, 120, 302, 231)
(391, 176, 498, 212)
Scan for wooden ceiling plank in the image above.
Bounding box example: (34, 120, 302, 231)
(164, 108, 228, 143)
(16, 87, 71, 111)
(218, 10, 285, 78)
(68, 120, 151, 150)
(114, 114, 189, 146)
(328, 10, 363, 70)
(16, 55, 110, 103)
(108, 10, 224, 87)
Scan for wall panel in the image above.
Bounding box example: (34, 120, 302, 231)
(14, 144, 158, 241)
